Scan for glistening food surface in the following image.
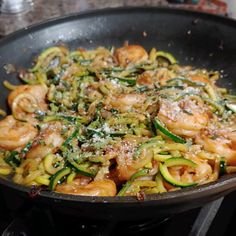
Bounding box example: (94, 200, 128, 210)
(0, 44, 236, 197)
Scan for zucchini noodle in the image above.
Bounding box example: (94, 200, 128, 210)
(12, 93, 38, 121)
(0, 109, 6, 117)
(3, 80, 18, 90)
(0, 44, 235, 197)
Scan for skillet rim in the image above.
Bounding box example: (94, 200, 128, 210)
(1, 6, 236, 204)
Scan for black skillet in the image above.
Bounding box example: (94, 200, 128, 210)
(0, 7, 236, 221)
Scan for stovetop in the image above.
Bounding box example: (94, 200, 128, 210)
(1, 189, 236, 236)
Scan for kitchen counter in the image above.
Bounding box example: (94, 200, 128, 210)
(0, 0, 231, 37)
(0, 0, 168, 36)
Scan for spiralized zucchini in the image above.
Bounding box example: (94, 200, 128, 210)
(0, 44, 236, 197)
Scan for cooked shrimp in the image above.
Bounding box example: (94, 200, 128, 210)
(168, 155, 213, 185)
(114, 45, 148, 67)
(8, 84, 48, 110)
(8, 84, 48, 121)
(195, 130, 236, 166)
(137, 69, 176, 87)
(105, 139, 137, 181)
(189, 74, 209, 84)
(26, 122, 64, 159)
(137, 71, 152, 86)
(107, 93, 146, 112)
(90, 47, 115, 69)
(0, 115, 38, 150)
(155, 68, 173, 85)
(116, 155, 137, 182)
(226, 131, 236, 150)
(137, 71, 155, 88)
(182, 160, 213, 184)
(114, 137, 153, 181)
(193, 161, 214, 183)
(158, 99, 210, 137)
(56, 179, 117, 196)
(153, 71, 209, 86)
